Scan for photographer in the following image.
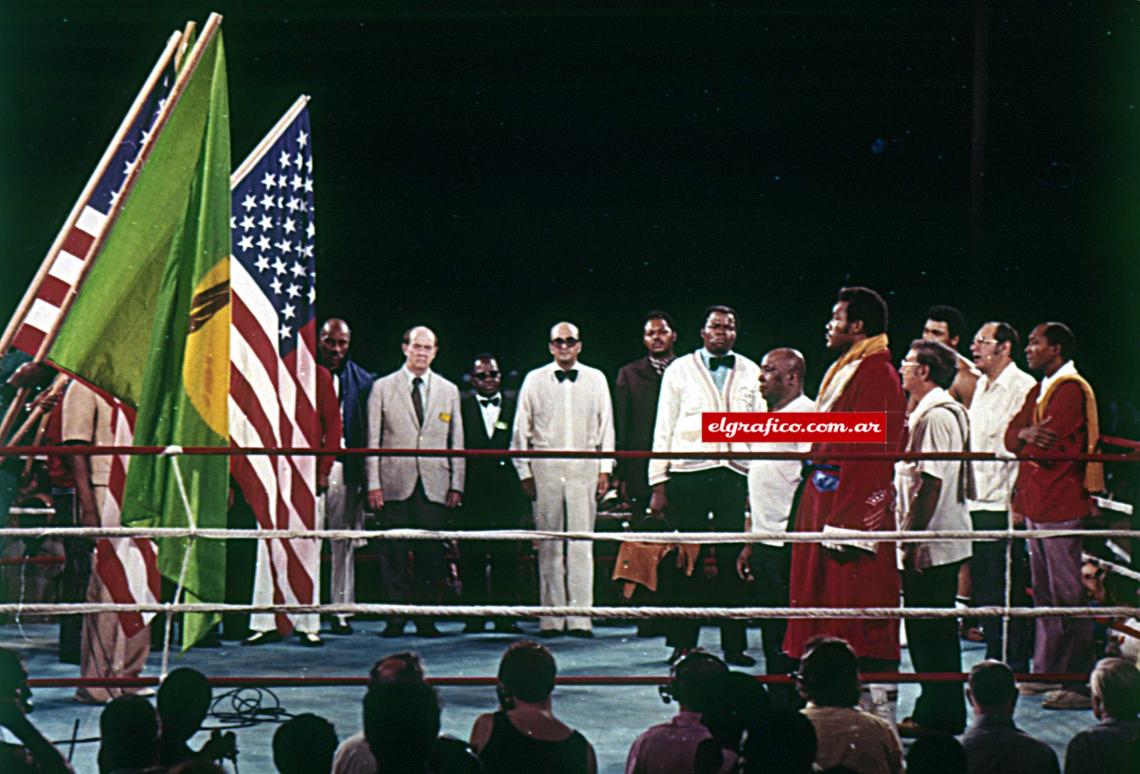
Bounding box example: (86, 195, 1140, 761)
(157, 668, 236, 769)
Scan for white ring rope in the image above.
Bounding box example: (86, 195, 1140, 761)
(2, 527, 1140, 542)
(2, 603, 1138, 620)
(1082, 553, 1140, 584)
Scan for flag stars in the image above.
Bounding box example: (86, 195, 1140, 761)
(279, 150, 292, 168)
(257, 235, 272, 251)
(304, 178, 313, 194)
(282, 303, 296, 320)
(255, 255, 270, 273)
(243, 194, 257, 211)
(294, 152, 304, 168)
(290, 261, 306, 278)
(286, 283, 301, 299)
(237, 234, 254, 252)
(300, 244, 314, 259)
(272, 256, 288, 275)
(308, 285, 316, 304)
(306, 157, 313, 174)
(261, 172, 277, 189)
(270, 277, 283, 295)
(259, 213, 273, 230)
(276, 239, 293, 255)
(229, 216, 237, 230)
(279, 323, 292, 340)
(260, 193, 276, 209)
(286, 197, 300, 213)
(291, 175, 303, 191)
(240, 215, 255, 231)
(306, 222, 316, 239)
(283, 218, 296, 235)
(297, 131, 308, 148)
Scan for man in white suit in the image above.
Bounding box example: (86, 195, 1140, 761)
(512, 321, 615, 637)
(366, 326, 464, 637)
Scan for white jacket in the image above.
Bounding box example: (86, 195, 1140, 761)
(648, 351, 764, 485)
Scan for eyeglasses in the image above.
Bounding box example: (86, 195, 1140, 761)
(899, 359, 922, 370)
(472, 371, 500, 380)
(550, 337, 579, 348)
(971, 337, 999, 346)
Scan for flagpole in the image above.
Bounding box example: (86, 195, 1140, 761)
(231, 94, 310, 187)
(175, 20, 197, 70)
(30, 13, 225, 366)
(0, 31, 184, 359)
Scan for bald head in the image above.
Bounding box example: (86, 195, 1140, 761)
(759, 348, 805, 410)
(319, 318, 351, 371)
(402, 326, 438, 376)
(549, 321, 582, 369)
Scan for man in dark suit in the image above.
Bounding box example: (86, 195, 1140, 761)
(614, 311, 677, 515)
(458, 354, 526, 633)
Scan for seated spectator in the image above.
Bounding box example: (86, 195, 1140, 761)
(695, 670, 771, 773)
(471, 640, 597, 774)
(626, 650, 731, 773)
(97, 695, 161, 774)
(157, 668, 212, 768)
(960, 660, 1059, 774)
(794, 637, 902, 774)
(907, 732, 967, 774)
(1063, 657, 1140, 774)
(365, 681, 472, 774)
(273, 713, 338, 774)
(0, 648, 72, 774)
(737, 708, 816, 774)
(334, 651, 426, 774)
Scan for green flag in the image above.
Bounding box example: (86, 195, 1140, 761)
(49, 19, 231, 649)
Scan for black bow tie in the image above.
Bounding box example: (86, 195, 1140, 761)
(555, 369, 579, 383)
(708, 355, 735, 371)
(480, 397, 500, 408)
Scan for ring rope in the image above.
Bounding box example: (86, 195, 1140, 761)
(2, 526, 1138, 542)
(3, 603, 1138, 619)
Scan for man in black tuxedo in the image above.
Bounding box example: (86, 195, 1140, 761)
(458, 354, 526, 633)
(614, 311, 677, 515)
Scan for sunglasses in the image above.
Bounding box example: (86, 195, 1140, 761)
(472, 371, 500, 380)
(550, 337, 579, 348)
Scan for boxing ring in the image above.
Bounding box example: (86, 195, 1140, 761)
(1, 442, 1138, 772)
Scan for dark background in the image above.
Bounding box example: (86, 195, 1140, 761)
(3, 2, 1138, 419)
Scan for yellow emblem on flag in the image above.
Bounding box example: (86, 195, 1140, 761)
(183, 258, 230, 437)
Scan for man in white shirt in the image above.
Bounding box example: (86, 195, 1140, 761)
(511, 322, 615, 637)
(967, 321, 1035, 671)
(649, 306, 764, 666)
(736, 348, 814, 706)
(895, 339, 974, 736)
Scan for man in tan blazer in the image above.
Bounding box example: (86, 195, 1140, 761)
(366, 326, 464, 637)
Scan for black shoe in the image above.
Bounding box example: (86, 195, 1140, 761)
(667, 647, 691, 666)
(297, 632, 324, 648)
(463, 622, 487, 634)
(416, 624, 444, 638)
(537, 629, 564, 639)
(493, 622, 525, 634)
(724, 651, 757, 667)
(242, 631, 282, 647)
(329, 620, 353, 636)
(381, 622, 406, 639)
(566, 629, 594, 639)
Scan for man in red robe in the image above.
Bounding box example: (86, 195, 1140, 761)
(784, 287, 907, 672)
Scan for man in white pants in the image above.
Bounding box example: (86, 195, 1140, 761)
(512, 321, 614, 637)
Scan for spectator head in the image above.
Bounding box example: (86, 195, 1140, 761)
(662, 650, 728, 713)
(906, 339, 958, 390)
(794, 637, 861, 708)
(643, 311, 678, 357)
(967, 660, 1017, 716)
(369, 650, 426, 687)
(906, 732, 967, 774)
(158, 667, 212, 743)
(98, 695, 159, 774)
(273, 713, 338, 774)
(364, 681, 441, 771)
(1025, 322, 1074, 373)
(699, 670, 772, 753)
(923, 305, 967, 349)
(837, 286, 888, 337)
(498, 640, 557, 705)
(739, 709, 817, 774)
(1090, 657, 1140, 720)
(0, 648, 31, 714)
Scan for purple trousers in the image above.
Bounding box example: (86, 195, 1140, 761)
(1026, 517, 1094, 679)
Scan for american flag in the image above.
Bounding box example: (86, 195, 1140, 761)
(228, 98, 320, 635)
(11, 38, 179, 358)
(94, 395, 162, 637)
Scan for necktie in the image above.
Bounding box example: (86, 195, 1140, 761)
(412, 376, 425, 426)
(480, 397, 500, 408)
(555, 369, 578, 383)
(708, 355, 735, 371)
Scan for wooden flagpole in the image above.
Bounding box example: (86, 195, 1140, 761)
(0, 31, 184, 358)
(231, 94, 310, 187)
